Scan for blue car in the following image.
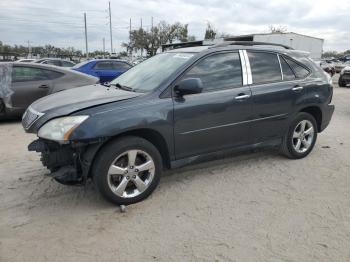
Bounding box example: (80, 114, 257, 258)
(72, 59, 132, 83)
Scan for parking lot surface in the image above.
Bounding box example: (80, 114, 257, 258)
(1, 82, 350, 262)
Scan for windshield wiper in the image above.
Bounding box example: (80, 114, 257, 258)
(112, 83, 135, 92)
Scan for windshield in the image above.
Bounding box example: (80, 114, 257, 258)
(110, 52, 194, 92)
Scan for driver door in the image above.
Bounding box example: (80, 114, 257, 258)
(173, 52, 253, 159)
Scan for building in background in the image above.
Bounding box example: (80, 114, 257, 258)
(222, 32, 324, 59)
(162, 32, 324, 59)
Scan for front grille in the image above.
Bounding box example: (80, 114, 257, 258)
(22, 107, 43, 130)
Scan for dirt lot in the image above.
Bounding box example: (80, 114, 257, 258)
(1, 79, 350, 262)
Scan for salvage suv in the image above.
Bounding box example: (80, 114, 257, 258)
(23, 41, 334, 205)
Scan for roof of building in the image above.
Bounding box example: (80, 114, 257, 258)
(224, 32, 324, 41)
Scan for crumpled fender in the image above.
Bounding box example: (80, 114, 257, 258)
(0, 63, 14, 108)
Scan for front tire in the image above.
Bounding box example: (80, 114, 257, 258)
(281, 112, 318, 159)
(92, 136, 162, 205)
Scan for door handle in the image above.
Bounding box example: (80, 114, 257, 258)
(38, 84, 49, 89)
(235, 94, 250, 100)
(292, 85, 303, 91)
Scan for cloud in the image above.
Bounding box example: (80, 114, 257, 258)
(0, 0, 349, 52)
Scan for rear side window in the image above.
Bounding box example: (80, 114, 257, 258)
(12, 67, 63, 82)
(284, 56, 310, 78)
(279, 56, 296, 81)
(94, 61, 113, 70)
(12, 67, 49, 82)
(182, 52, 242, 93)
(247, 52, 282, 84)
(111, 61, 131, 70)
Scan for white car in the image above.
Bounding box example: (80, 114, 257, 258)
(339, 65, 350, 87)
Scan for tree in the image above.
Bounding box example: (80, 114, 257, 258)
(124, 21, 190, 57)
(269, 25, 287, 34)
(187, 35, 196, 42)
(204, 23, 217, 40)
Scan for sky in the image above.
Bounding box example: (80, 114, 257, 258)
(0, 0, 349, 53)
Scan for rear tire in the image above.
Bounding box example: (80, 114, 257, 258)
(338, 77, 346, 87)
(281, 112, 318, 159)
(92, 136, 162, 205)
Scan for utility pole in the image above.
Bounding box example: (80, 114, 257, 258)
(151, 16, 153, 30)
(129, 18, 132, 57)
(103, 37, 105, 57)
(108, 1, 113, 54)
(140, 18, 143, 57)
(27, 40, 32, 58)
(84, 12, 88, 58)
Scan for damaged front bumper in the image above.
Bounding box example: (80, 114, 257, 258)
(28, 138, 103, 185)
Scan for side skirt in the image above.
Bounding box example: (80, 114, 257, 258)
(170, 138, 282, 169)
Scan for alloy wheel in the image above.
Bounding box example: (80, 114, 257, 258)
(107, 149, 155, 198)
(292, 120, 315, 153)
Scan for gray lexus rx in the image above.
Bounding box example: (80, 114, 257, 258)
(22, 41, 335, 205)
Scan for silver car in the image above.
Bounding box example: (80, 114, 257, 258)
(0, 62, 98, 119)
(334, 61, 350, 73)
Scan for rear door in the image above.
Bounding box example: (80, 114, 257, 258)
(246, 51, 309, 142)
(11, 66, 52, 110)
(173, 51, 253, 159)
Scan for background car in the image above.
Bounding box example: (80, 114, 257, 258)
(339, 65, 350, 87)
(72, 59, 132, 83)
(35, 58, 76, 67)
(314, 59, 335, 76)
(334, 60, 350, 73)
(16, 59, 36, 63)
(0, 62, 98, 119)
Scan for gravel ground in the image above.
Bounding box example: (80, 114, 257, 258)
(1, 78, 350, 262)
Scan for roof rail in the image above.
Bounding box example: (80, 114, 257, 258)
(210, 41, 293, 50)
(161, 41, 206, 52)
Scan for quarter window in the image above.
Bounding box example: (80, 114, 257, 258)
(182, 52, 242, 93)
(279, 55, 296, 81)
(284, 56, 310, 78)
(247, 52, 282, 84)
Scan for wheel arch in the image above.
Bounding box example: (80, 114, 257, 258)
(299, 106, 322, 132)
(86, 128, 171, 178)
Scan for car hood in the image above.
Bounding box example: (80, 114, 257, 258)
(31, 84, 142, 114)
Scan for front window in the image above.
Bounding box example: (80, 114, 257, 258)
(181, 52, 242, 93)
(110, 52, 194, 93)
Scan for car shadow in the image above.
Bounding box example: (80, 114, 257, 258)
(0, 118, 21, 125)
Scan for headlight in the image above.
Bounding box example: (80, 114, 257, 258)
(38, 116, 89, 142)
(340, 69, 344, 75)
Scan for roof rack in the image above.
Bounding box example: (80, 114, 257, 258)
(161, 41, 206, 52)
(210, 41, 293, 50)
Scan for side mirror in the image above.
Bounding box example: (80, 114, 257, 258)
(174, 78, 203, 96)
